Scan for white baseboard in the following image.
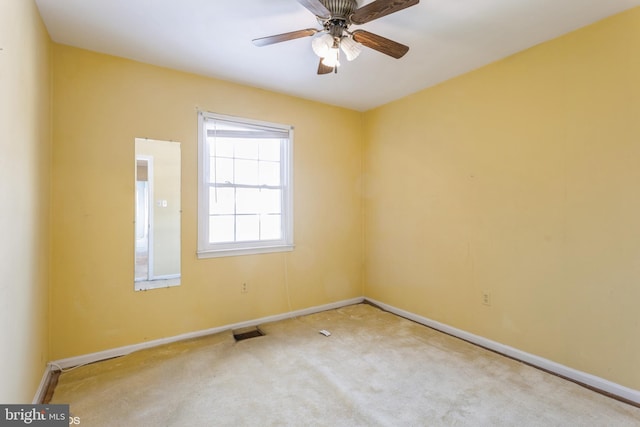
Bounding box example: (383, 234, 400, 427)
(50, 297, 364, 370)
(365, 297, 640, 405)
(32, 363, 54, 404)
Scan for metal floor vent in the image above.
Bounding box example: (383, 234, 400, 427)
(233, 326, 265, 342)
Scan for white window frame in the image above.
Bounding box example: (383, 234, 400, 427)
(197, 111, 294, 258)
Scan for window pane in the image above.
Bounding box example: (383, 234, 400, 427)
(210, 138, 234, 158)
(259, 161, 280, 186)
(212, 157, 234, 183)
(261, 214, 281, 240)
(260, 139, 281, 161)
(209, 215, 234, 243)
(235, 159, 259, 185)
(236, 188, 260, 214)
(209, 187, 234, 215)
(235, 140, 259, 160)
(236, 215, 259, 241)
(260, 189, 281, 214)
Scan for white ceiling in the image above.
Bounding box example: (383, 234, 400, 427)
(35, 0, 640, 111)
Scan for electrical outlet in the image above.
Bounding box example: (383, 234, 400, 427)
(482, 290, 491, 306)
(241, 282, 249, 294)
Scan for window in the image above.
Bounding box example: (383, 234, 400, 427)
(197, 111, 293, 258)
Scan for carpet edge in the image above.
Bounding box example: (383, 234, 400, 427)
(365, 297, 640, 406)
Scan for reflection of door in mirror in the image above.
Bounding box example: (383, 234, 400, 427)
(135, 157, 152, 281)
(135, 138, 181, 291)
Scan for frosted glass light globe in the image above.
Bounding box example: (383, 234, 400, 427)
(312, 33, 334, 58)
(340, 36, 362, 61)
(321, 48, 340, 68)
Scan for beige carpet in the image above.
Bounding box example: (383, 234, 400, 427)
(51, 304, 640, 426)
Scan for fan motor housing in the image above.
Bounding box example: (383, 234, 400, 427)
(321, 0, 358, 19)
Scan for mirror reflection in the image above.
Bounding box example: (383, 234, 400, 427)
(135, 138, 181, 291)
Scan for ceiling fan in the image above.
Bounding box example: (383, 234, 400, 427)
(252, 0, 420, 75)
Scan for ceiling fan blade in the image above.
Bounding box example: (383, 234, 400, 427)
(352, 30, 409, 59)
(252, 29, 318, 47)
(351, 0, 419, 25)
(297, 0, 331, 19)
(317, 59, 334, 75)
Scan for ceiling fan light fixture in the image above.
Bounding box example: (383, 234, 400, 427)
(340, 36, 362, 61)
(253, 0, 420, 75)
(311, 33, 334, 58)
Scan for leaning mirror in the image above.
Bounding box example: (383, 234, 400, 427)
(135, 138, 181, 291)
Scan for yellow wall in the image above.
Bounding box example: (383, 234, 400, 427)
(364, 8, 640, 390)
(50, 45, 363, 359)
(0, 0, 52, 402)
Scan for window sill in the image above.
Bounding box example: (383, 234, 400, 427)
(197, 244, 294, 259)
